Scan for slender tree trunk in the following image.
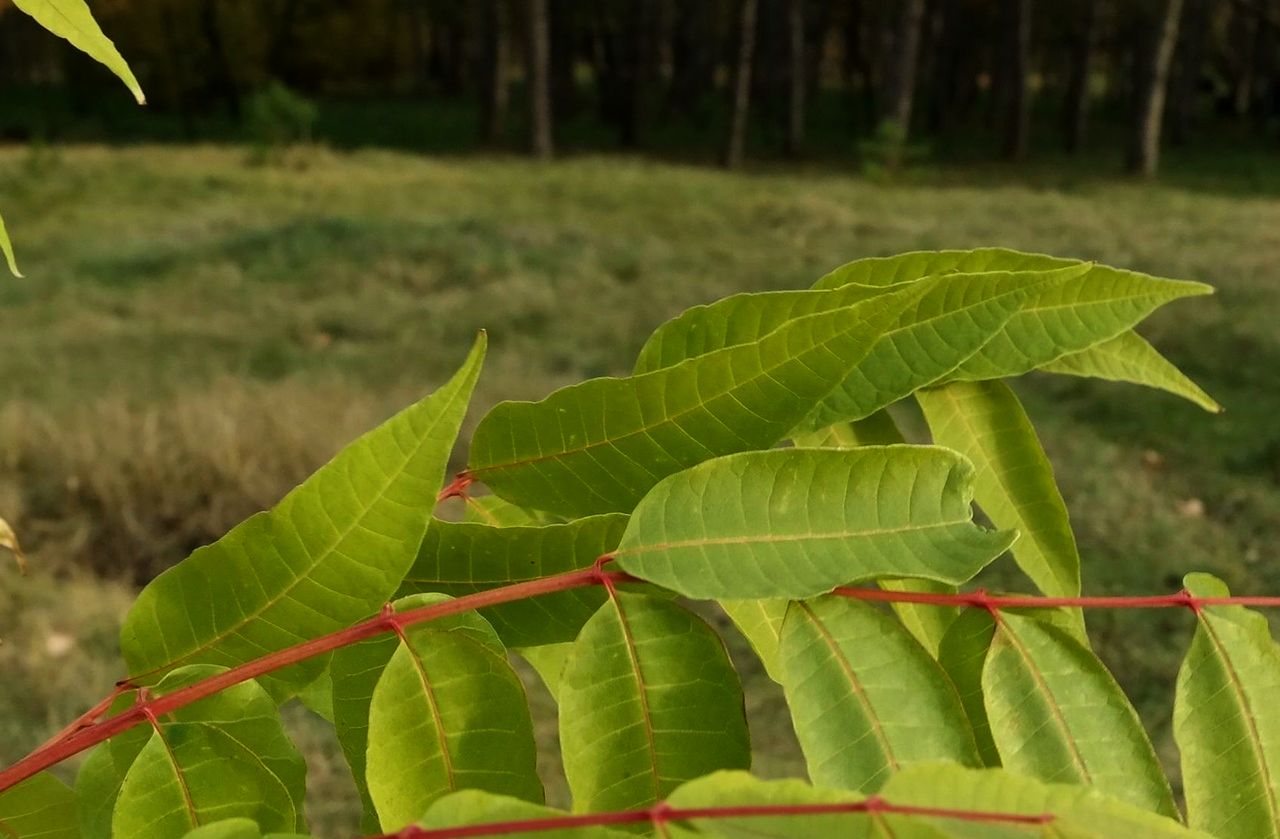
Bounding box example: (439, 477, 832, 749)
(786, 0, 806, 155)
(480, 0, 510, 144)
(1169, 0, 1206, 145)
(723, 0, 760, 168)
(527, 0, 554, 159)
(882, 0, 925, 132)
(1127, 0, 1184, 175)
(550, 0, 578, 120)
(1063, 0, 1099, 153)
(1002, 0, 1031, 160)
(200, 0, 240, 119)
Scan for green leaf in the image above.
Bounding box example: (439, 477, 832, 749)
(917, 380, 1084, 634)
(398, 514, 628, 647)
(0, 773, 79, 839)
(77, 695, 153, 839)
(120, 334, 486, 698)
(880, 763, 1208, 838)
(179, 820, 309, 839)
(0, 210, 21, 278)
(517, 643, 574, 700)
(719, 598, 789, 682)
(462, 495, 557, 526)
(558, 592, 750, 813)
(1041, 331, 1220, 413)
(814, 248, 1212, 382)
(1175, 573, 1280, 839)
(614, 447, 1015, 600)
(416, 790, 633, 838)
(13, 0, 145, 103)
(469, 287, 921, 518)
(332, 594, 541, 832)
(663, 772, 872, 839)
(937, 609, 1001, 767)
(779, 596, 980, 792)
(983, 612, 1175, 818)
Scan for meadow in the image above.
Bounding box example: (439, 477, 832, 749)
(1, 144, 1278, 835)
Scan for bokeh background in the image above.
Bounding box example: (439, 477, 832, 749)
(2, 0, 1279, 835)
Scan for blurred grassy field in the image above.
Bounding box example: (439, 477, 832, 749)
(2, 144, 1278, 835)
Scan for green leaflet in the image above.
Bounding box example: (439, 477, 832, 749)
(879, 764, 1209, 838)
(179, 820, 309, 839)
(77, 694, 152, 839)
(462, 495, 556, 526)
(779, 596, 980, 792)
(917, 380, 1085, 636)
(0, 773, 79, 839)
(416, 790, 632, 838)
(0, 210, 20, 278)
(1041, 331, 1221, 413)
(814, 247, 1212, 384)
(468, 285, 922, 518)
(1175, 573, 1280, 839)
(332, 594, 541, 833)
(614, 447, 1015, 601)
(937, 609, 1002, 767)
(720, 598, 789, 683)
(663, 772, 875, 838)
(558, 592, 750, 813)
(398, 514, 629, 647)
(120, 334, 485, 698)
(795, 412, 959, 658)
(517, 642, 574, 700)
(13, 0, 145, 103)
(982, 612, 1176, 818)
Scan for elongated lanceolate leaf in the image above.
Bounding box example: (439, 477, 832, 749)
(0, 211, 20, 278)
(982, 612, 1176, 818)
(795, 412, 960, 657)
(416, 790, 633, 838)
(398, 514, 628, 647)
(468, 286, 922, 518)
(663, 772, 874, 839)
(559, 592, 750, 813)
(0, 773, 79, 839)
(937, 609, 1001, 766)
(815, 247, 1213, 386)
(917, 380, 1084, 634)
(779, 596, 980, 792)
(613, 447, 1015, 600)
(13, 0, 144, 103)
(1041, 331, 1221, 413)
(330, 594, 541, 832)
(120, 335, 485, 698)
(1175, 573, 1280, 839)
(111, 667, 306, 838)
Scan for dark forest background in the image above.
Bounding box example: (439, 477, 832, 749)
(2, 0, 1277, 176)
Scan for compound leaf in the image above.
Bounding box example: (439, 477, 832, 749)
(614, 447, 1015, 601)
(13, 0, 144, 103)
(120, 334, 485, 698)
(1175, 573, 1280, 839)
(558, 592, 750, 813)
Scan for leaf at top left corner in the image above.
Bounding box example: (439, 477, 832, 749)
(119, 333, 487, 700)
(0, 772, 79, 839)
(13, 0, 145, 104)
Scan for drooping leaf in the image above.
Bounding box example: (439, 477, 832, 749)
(0, 211, 20, 278)
(331, 594, 541, 832)
(814, 248, 1212, 383)
(558, 592, 750, 813)
(0, 772, 79, 839)
(614, 447, 1015, 601)
(917, 380, 1084, 635)
(398, 514, 628, 647)
(1040, 331, 1220, 413)
(1175, 573, 1280, 839)
(13, 0, 145, 103)
(937, 609, 1001, 766)
(982, 612, 1176, 818)
(416, 790, 633, 838)
(719, 598, 789, 682)
(794, 413, 960, 657)
(468, 287, 922, 518)
(779, 596, 980, 792)
(120, 334, 485, 698)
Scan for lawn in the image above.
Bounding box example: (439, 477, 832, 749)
(2, 144, 1278, 835)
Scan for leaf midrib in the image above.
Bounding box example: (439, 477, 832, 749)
(609, 593, 663, 803)
(615, 519, 972, 558)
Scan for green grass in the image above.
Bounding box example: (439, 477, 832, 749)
(2, 144, 1278, 834)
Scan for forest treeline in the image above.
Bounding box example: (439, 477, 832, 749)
(1, 0, 1278, 174)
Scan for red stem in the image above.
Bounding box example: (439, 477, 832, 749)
(382, 797, 1053, 838)
(437, 472, 475, 503)
(0, 566, 633, 794)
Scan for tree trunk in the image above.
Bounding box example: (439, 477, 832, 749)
(479, 0, 510, 144)
(1002, 0, 1031, 160)
(667, 2, 716, 118)
(1063, 0, 1099, 153)
(200, 0, 240, 120)
(786, 0, 806, 155)
(1169, 0, 1206, 145)
(1127, 0, 1184, 175)
(724, 0, 760, 168)
(882, 0, 925, 133)
(527, 0, 554, 158)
